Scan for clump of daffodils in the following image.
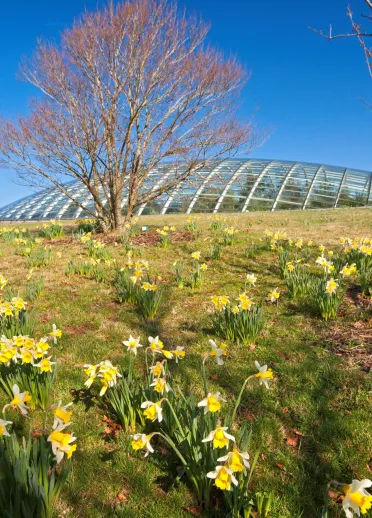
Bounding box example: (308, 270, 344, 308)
(156, 226, 175, 247)
(83, 360, 122, 396)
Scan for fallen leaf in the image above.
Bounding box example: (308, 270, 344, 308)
(210, 374, 218, 381)
(183, 506, 202, 516)
(286, 437, 298, 447)
(292, 429, 304, 437)
(116, 487, 130, 503)
(248, 343, 256, 351)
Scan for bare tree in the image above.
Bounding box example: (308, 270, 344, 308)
(0, 0, 263, 231)
(310, 1, 372, 78)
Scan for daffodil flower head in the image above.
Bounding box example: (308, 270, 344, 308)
(325, 279, 338, 295)
(150, 361, 165, 378)
(10, 384, 31, 415)
(267, 288, 280, 303)
(48, 423, 77, 463)
(0, 418, 12, 437)
(198, 392, 226, 414)
(141, 401, 163, 422)
(50, 324, 62, 344)
(53, 400, 73, 428)
(218, 446, 250, 472)
(148, 336, 164, 352)
(123, 335, 143, 355)
(208, 339, 225, 365)
(131, 433, 154, 457)
(246, 273, 257, 286)
(207, 465, 238, 491)
(172, 346, 185, 363)
(34, 356, 56, 373)
(342, 479, 372, 518)
(202, 426, 235, 449)
(150, 376, 169, 394)
(255, 361, 274, 389)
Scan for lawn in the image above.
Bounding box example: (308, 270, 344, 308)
(0, 208, 371, 518)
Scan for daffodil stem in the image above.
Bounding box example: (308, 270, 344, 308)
(230, 375, 254, 427)
(163, 399, 184, 438)
(201, 359, 207, 396)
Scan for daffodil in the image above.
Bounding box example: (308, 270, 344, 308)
(0, 274, 8, 290)
(191, 251, 201, 260)
(208, 339, 225, 365)
(141, 401, 163, 422)
(48, 423, 77, 463)
(202, 426, 235, 449)
(255, 361, 274, 389)
(207, 465, 238, 491)
(162, 350, 174, 359)
(0, 418, 12, 436)
(83, 364, 97, 387)
(217, 446, 250, 472)
(326, 279, 338, 295)
(9, 384, 32, 415)
(232, 305, 240, 314)
(97, 360, 122, 396)
(246, 273, 257, 286)
(267, 288, 280, 303)
(11, 297, 26, 311)
(52, 400, 73, 428)
(342, 479, 372, 517)
(150, 376, 169, 394)
(50, 324, 62, 344)
(34, 356, 55, 372)
(131, 433, 154, 457)
(172, 346, 185, 363)
(123, 335, 143, 355)
(148, 336, 164, 352)
(198, 392, 226, 414)
(150, 361, 165, 377)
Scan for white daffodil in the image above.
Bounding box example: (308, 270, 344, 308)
(49, 324, 62, 344)
(218, 447, 250, 472)
(254, 361, 274, 389)
(148, 335, 164, 352)
(172, 346, 185, 363)
(123, 335, 143, 355)
(141, 401, 163, 422)
(207, 465, 238, 491)
(47, 423, 77, 464)
(150, 376, 169, 394)
(342, 479, 372, 518)
(10, 384, 31, 415)
(202, 426, 235, 449)
(209, 339, 225, 366)
(198, 392, 226, 414)
(0, 418, 12, 437)
(131, 433, 154, 457)
(246, 273, 257, 286)
(52, 400, 73, 428)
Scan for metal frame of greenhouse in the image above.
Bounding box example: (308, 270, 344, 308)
(0, 158, 371, 221)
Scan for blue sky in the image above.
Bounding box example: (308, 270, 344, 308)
(0, 0, 371, 207)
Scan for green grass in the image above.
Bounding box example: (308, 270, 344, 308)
(0, 208, 371, 517)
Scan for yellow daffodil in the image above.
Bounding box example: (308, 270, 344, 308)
(9, 384, 31, 415)
(202, 426, 235, 449)
(207, 465, 238, 491)
(209, 339, 225, 365)
(131, 433, 154, 457)
(48, 423, 77, 463)
(246, 273, 257, 286)
(150, 361, 165, 378)
(217, 446, 250, 472)
(267, 288, 280, 303)
(53, 400, 73, 428)
(148, 336, 164, 352)
(325, 279, 338, 295)
(150, 376, 169, 394)
(342, 479, 372, 517)
(191, 251, 201, 260)
(172, 346, 185, 363)
(50, 324, 62, 344)
(198, 392, 226, 414)
(255, 361, 274, 389)
(0, 418, 12, 437)
(141, 401, 163, 422)
(35, 356, 55, 372)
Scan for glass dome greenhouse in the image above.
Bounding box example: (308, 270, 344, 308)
(1, 158, 371, 221)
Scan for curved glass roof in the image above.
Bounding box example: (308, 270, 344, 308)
(1, 158, 371, 220)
